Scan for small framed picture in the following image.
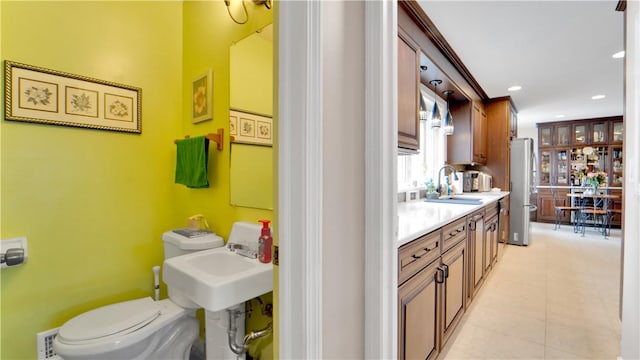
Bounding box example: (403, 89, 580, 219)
(4, 60, 141, 133)
(192, 69, 212, 123)
(229, 109, 272, 146)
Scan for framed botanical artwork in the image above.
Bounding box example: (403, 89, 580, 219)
(192, 69, 212, 124)
(4, 60, 141, 133)
(229, 109, 272, 146)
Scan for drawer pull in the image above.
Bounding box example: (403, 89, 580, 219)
(411, 254, 422, 259)
(424, 241, 439, 252)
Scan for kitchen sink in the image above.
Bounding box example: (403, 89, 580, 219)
(426, 196, 483, 205)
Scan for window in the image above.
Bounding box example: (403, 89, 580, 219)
(397, 85, 448, 191)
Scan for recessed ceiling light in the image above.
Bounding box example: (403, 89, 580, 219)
(507, 85, 522, 91)
(592, 94, 606, 100)
(612, 51, 625, 59)
(555, 114, 565, 118)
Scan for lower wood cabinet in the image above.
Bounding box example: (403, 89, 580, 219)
(398, 201, 503, 359)
(398, 259, 440, 360)
(440, 240, 466, 348)
(468, 210, 485, 300)
(485, 214, 499, 269)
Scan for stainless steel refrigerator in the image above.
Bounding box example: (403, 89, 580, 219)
(509, 138, 538, 246)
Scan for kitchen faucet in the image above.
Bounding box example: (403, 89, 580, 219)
(437, 165, 459, 195)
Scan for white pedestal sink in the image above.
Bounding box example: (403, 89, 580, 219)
(163, 246, 273, 359)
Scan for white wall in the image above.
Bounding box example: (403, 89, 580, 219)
(321, 1, 366, 358)
(620, 1, 640, 358)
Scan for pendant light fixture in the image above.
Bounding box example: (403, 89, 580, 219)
(429, 80, 443, 128)
(442, 90, 454, 135)
(419, 65, 429, 121)
(419, 93, 428, 121)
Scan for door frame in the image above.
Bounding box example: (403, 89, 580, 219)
(277, 1, 397, 358)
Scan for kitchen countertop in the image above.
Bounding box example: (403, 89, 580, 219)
(536, 185, 623, 190)
(397, 191, 510, 246)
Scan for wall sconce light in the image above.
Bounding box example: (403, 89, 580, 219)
(253, 0, 272, 9)
(429, 80, 442, 128)
(225, 0, 271, 25)
(442, 90, 454, 135)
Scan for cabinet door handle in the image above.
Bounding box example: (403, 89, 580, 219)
(435, 268, 445, 284)
(469, 221, 476, 231)
(442, 264, 449, 278)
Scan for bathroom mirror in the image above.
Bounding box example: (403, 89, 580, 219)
(229, 24, 273, 209)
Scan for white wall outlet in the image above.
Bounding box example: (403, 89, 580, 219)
(1, 236, 28, 268)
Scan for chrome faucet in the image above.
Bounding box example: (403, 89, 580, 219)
(437, 165, 459, 195)
(227, 242, 258, 259)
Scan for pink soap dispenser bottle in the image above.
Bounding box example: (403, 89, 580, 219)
(258, 220, 272, 264)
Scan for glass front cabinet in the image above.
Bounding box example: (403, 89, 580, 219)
(539, 150, 552, 185)
(611, 146, 623, 186)
(572, 123, 588, 145)
(555, 124, 570, 147)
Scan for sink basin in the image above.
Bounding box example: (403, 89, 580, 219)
(426, 196, 483, 205)
(163, 247, 273, 312)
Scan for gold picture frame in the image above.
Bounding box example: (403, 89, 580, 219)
(4, 61, 141, 133)
(192, 69, 213, 124)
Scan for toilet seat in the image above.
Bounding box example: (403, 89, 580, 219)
(57, 297, 161, 344)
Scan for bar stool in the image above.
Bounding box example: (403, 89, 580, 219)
(577, 196, 607, 237)
(551, 187, 579, 230)
(606, 208, 622, 237)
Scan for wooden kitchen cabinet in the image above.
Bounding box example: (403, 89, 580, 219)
(448, 100, 487, 165)
(498, 195, 510, 246)
(610, 120, 623, 144)
(440, 240, 466, 349)
(535, 189, 557, 223)
(539, 124, 553, 147)
(398, 259, 440, 360)
(472, 102, 488, 164)
(397, 229, 441, 360)
(485, 97, 518, 191)
(467, 210, 485, 300)
(555, 124, 571, 146)
(572, 122, 589, 145)
(397, 28, 421, 152)
(482, 203, 498, 268)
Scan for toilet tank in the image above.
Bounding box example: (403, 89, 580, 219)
(162, 229, 225, 259)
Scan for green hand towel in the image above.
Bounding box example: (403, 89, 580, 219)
(175, 136, 209, 188)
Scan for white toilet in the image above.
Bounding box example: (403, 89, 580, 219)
(53, 230, 224, 360)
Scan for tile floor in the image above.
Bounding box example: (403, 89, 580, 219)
(440, 222, 622, 359)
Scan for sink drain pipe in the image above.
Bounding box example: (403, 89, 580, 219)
(227, 308, 274, 356)
(227, 308, 247, 356)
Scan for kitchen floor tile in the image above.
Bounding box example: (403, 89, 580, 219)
(440, 222, 621, 360)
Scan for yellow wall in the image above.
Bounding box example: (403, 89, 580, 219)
(181, 2, 273, 359)
(1, 1, 274, 359)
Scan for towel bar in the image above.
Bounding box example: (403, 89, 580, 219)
(174, 128, 224, 151)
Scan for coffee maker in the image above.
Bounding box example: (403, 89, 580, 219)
(463, 171, 480, 192)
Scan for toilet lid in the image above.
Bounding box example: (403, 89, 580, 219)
(58, 297, 161, 342)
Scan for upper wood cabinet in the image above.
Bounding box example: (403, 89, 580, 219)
(397, 29, 421, 152)
(591, 121, 608, 144)
(472, 102, 488, 164)
(448, 100, 487, 165)
(485, 97, 518, 190)
(555, 124, 570, 146)
(610, 120, 623, 144)
(538, 124, 553, 147)
(572, 122, 589, 145)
